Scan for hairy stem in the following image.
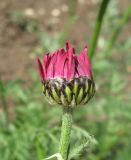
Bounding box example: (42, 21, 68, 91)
(59, 107, 73, 160)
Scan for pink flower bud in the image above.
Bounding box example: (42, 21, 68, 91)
(37, 42, 95, 107)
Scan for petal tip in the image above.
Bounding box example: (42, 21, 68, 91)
(37, 57, 45, 81)
(66, 42, 72, 50)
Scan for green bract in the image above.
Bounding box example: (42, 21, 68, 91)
(42, 77, 95, 107)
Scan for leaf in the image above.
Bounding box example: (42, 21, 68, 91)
(45, 153, 63, 160)
(69, 126, 97, 159)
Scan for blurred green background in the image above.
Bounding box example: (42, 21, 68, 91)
(0, 0, 131, 159)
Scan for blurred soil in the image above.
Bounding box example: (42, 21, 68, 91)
(0, 0, 130, 84)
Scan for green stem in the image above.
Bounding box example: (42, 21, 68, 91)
(89, 0, 110, 60)
(106, 5, 131, 52)
(59, 107, 73, 160)
(0, 79, 9, 126)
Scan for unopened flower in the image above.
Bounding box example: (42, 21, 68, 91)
(37, 42, 95, 107)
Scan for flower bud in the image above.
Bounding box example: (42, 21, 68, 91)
(37, 42, 95, 107)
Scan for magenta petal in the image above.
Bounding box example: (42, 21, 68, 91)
(54, 50, 67, 78)
(77, 62, 86, 77)
(73, 55, 79, 78)
(76, 47, 92, 79)
(63, 58, 68, 78)
(43, 54, 51, 79)
(37, 43, 93, 81)
(67, 48, 75, 79)
(37, 58, 45, 81)
(46, 53, 57, 79)
(77, 52, 87, 76)
(83, 47, 92, 79)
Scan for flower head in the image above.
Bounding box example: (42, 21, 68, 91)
(37, 42, 95, 107)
